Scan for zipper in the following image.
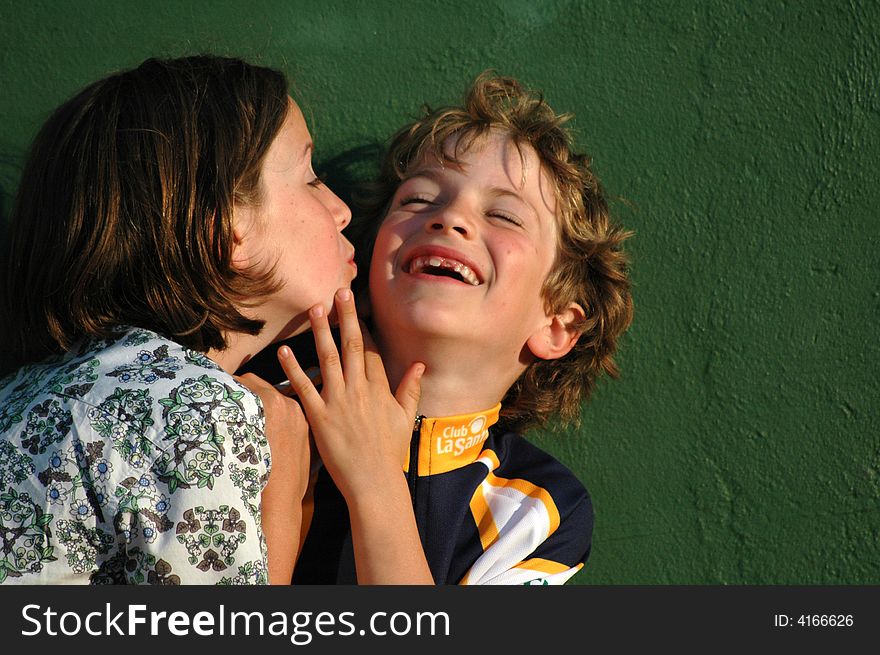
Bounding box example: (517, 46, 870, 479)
(407, 415, 424, 509)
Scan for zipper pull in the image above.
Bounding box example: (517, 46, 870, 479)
(407, 415, 424, 504)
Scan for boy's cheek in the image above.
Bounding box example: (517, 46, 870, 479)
(369, 232, 403, 275)
(377, 212, 416, 241)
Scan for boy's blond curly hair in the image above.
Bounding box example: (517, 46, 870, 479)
(353, 71, 633, 431)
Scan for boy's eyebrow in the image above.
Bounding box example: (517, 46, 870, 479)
(402, 168, 540, 219)
(401, 166, 445, 182)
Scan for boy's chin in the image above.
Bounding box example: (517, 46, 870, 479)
(391, 312, 471, 338)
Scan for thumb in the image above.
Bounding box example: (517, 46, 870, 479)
(395, 362, 425, 419)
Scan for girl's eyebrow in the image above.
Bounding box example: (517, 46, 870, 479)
(301, 142, 314, 163)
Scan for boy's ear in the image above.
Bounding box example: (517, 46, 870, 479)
(526, 302, 586, 361)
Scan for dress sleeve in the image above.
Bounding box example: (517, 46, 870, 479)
(459, 449, 593, 586)
(116, 375, 271, 585)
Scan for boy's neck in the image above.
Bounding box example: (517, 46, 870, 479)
(378, 331, 524, 419)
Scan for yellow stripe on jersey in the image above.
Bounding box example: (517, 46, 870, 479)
(468, 448, 562, 550)
(470, 481, 500, 550)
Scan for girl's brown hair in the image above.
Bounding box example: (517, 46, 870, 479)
(0, 56, 289, 375)
(353, 72, 634, 430)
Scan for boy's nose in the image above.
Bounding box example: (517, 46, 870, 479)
(425, 208, 472, 238)
(427, 221, 468, 236)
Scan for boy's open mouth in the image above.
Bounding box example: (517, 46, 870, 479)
(407, 255, 482, 286)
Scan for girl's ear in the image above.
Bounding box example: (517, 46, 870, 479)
(526, 302, 586, 361)
(230, 208, 253, 270)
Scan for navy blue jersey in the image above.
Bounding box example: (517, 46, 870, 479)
(293, 405, 593, 585)
(239, 332, 593, 585)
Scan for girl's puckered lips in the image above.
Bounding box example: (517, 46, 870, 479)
(402, 244, 485, 286)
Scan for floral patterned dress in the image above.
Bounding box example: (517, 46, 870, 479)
(0, 327, 271, 584)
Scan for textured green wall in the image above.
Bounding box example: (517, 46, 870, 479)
(1, 0, 877, 584)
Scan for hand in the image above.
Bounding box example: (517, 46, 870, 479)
(276, 288, 424, 502)
(275, 288, 433, 584)
(234, 372, 310, 584)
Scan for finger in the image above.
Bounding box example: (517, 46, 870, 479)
(361, 321, 388, 383)
(395, 361, 425, 421)
(335, 288, 365, 383)
(277, 345, 325, 416)
(272, 370, 321, 397)
(309, 302, 344, 393)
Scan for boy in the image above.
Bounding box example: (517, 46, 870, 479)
(248, 72, 632, 584)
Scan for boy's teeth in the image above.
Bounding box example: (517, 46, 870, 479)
(410, 255, 480, 285)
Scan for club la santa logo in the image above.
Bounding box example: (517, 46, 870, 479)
(436, 415, 490, 457)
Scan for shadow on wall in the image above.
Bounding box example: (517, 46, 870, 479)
(0, 183, 9, 281)
(1, 146, 22, 248)
(316, 142, 385, 211)
(0, 179, 10, 377)
(316, 142, 386, 298)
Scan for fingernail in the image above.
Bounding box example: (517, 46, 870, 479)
(416, 363, 426, 377)
(338, 288, 352, 301)
(311, 304, 324, 318)
(278, 346, 291, 359)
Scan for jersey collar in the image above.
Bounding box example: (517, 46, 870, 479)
(404, 404, 502, 476)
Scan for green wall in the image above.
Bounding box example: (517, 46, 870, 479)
(1, 0, 877, 584)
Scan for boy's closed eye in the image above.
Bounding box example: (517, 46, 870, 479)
(488, 210, 523, 226)
(399, 195, 525, 228)
(396, 174, 441, 204)
(400, 194, 437, 207)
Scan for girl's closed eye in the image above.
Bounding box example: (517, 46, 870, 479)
(307, 171, 327, 188)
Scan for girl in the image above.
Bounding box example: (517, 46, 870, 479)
(0, 55, 355, 584)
